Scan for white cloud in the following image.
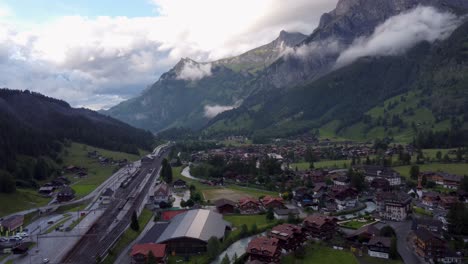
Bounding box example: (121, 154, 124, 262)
(282, 38, 343, 60)
(335, 6, 462, 68)
(0, 0, 338, 109)
(204, 101, 241, 118)
(177, 61, 212, 81)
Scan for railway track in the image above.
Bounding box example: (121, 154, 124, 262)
(61, 153, 166, 264)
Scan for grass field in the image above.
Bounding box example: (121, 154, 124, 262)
(64, 142, 147, 198)
(413, 206, 433, 216)
(281, 244, 359, 264)
(0, 189, 50, 217)
(172, 167, 278, 202)
(292, 160, 352, 171)
(394, 163, 468, 178)
(340, 220, 374, 230)
(102, 209, 153, 264)
(224, 214, 272, 230)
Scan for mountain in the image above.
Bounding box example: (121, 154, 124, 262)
(205, 18, 468, 142)
(0, 89, 154, 189)
(105, 31, 307, 132)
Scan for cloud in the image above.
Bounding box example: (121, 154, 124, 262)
(177, 61, 212, 81)
(204, 101, 241, 118)
(282, 38, 343, 60)
(335, 6, 462, 68)
(0, 0, 338, 109)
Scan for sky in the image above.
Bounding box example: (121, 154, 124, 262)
(0, 0, 338, 109)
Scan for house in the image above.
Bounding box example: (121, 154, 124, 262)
(0, 215, 24, 232)
(422, 172, 462, 190)
(330, 186, 358, 211)
(293, 188, 314, 208)
(355, 165, 401, 186)
(160, 210, 188, 221)
(273, 208, 300, 220)
(214, 199, 236, 214)
(412, 218, 443, 236)
(38, 186, 55, 196)
(247, 237, 281, 263)
(367, 236, 391, 259)
(333, 175, 350, 186)
(269, 224, 305, 251)
(173, 179, 187, 189)
(302, 214, 337, 240)
(370, 178, 390, 191)
(375, 192, 412, 221)
(346, 225, 380, 243)
(421, 192, 440, 208)
(414, 228, 447, 262)
(238, 198, 262, 214)
(152, 183, 172, 206)
(130, 243, 167, 264)
(439, 195, 459, 210)
(261, 196, 285, 210)
(156, 210, 230, 255)
(57, 186, 75, 202)
(12, 244, 28, 255)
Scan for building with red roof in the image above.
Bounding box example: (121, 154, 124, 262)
(161, 210, 188, 221)
(260, 196, 285, 210)
(238, 197, 261, 214)
(247, 237, 281, 263)
(303, 214, 337, 240)
(130, 243, 167, 264)
(269, 224, 305, 251)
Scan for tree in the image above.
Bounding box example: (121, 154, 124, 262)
(185, 199, 195, 208)
(161, 158, 173, 183)
(0, 170, 16, 193)
(436, 151, 442, 161)
(266, 207, 274, 221)
(389, 236, 398, 259)
(447, 203, 468, 235)
(130, 211, 139, 231)
(240, 224, 248, 237)
(221, 254, 230, 264)
(350, 169, 366, 192)
(147, 250, 157, 264)
(207, 237, 221, 259)
(251, 223, 258, 234)
(461, 176, 468, 192)
(421, 175, 428, 187)
(34, 158, 49, 181)
(380, 226, 396, 237)
(410, 165, 420, 180)
(287, 213, 296, 224)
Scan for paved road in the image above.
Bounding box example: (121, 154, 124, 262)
(387, 220, 421, 264)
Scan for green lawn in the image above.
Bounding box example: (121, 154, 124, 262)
(64, 142, 147, 197)
(413, 206, 433, 216)
(224, 214, 272, 229)
(0, 189, 50, 217)
(394, 163, 468, 178)
(292, 160, 352, 171)
(340, 220, 374, 230)
(102, 209, 153, 264)
(282, 244, 359, 264)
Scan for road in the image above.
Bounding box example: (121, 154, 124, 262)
(61, 148, 169, 263)
(382, 220, 421, 264)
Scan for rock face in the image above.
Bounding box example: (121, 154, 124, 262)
(105, 31, 307, 132)
(260, 0, 468, 90)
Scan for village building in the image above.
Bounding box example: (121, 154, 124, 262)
(0, 215, 24, 232)
(172, 179, 187, 189)
(238, 198, 262, 214)
(247, 237, 281, 263)
(269, 224, 305, 251)
(376, 192, 412, 221)
(302, 214, 337, 240)
(156, 210, 230, 255)
(261, 196, 285, 210)
(273, 208, 300, 220)
(414, 228, 447, 262)
(438, 195, 459, 210)
(421, 172, 462, 190)
(330, 186, 358, 211)
(367, 236, 391, 259)
(130, 243, 167, 264)
(57, 186, 75, 202)
(214, 199, 236, 214)
(355, 165, 402, 186)
(152, 183, 172, 206)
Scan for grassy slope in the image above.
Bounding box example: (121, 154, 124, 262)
(64, 142, 147, 197)
(394, 163, 468, 178)
(0, 189, 50, 217)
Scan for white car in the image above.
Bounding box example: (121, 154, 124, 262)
(18, 232, 29, 237)
(42, 258, 50, 264)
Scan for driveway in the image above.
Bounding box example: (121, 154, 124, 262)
(387, 220, 421, 264)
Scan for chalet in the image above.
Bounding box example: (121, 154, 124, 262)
(64, 166, 83, 173)
(333, 175, 350, 186)
(57, 186, 75, 202)
(312, 183, 327, 194)
(421, 192, 440, 208)
(269, 224, 305, 251)
(273, 208, 300, 220)
(367, 236, 391, 259)
(370, 178, 390, 191)
(238, 198, 262, 214)
(303, 214, 337, 240)
(412, 218, 443, 236)
(346, 225, 380, 243)
(247, 237, 281, 263)
(355, 165, 401, 186)
(130, 243, 167, 264)
(438, 195, 459, 210)
(0, 215, 24, 232)
(173, 179, 187, 189)
(292, 187, 314, 208)
(152, 183, 172, 206)
(414, 228, 446, 262)
(38, 186, 54, 196)
(261, 196, 285, 210)
(214, 199, 236, 214)
(330, 186, 358, 211)
(376, 192, 412, 221)
(421, 172, 462, 190)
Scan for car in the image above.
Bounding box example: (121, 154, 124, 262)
(18, 232, 29, 237)
(42, 258, 50, 263)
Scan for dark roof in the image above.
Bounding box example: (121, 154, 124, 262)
(414, 228, 441, 242)
(368, 236, 391, 248)
(274, 208, 299, 216)
(139, 223, 170, 244)
(214, 198, 236, 207)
